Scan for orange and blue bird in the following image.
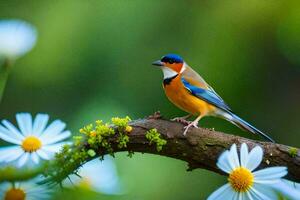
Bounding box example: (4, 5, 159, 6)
(152, 54, 274, 142)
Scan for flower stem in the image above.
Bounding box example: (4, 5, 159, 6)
(0, 59, 11, 104)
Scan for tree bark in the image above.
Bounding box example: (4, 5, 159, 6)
(116, 117, 300, 182)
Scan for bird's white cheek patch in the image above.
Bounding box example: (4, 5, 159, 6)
(180, 63, 187, 73)
(161, 67, 178, 79)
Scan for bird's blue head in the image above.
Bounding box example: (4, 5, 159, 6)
(152, 54, 185, 74)
(161, 54, 183, 64)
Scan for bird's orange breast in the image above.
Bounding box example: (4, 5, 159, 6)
(163, 75, 216, 116)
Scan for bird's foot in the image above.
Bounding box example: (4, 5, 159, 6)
(172, 117, 191, 126)
(171, 114, 192, 126)
(183, 121, 199, 136)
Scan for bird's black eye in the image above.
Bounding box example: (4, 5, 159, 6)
(168, 59, 174, 64)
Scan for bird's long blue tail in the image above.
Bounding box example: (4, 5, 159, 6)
(220, 111, 275, 143)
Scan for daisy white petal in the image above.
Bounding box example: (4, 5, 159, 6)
(16, 113, 33, 136)
(273, 180, 300, 200)
(253, 167, 287, 183)
(254, 183, 279, 199)
(240, 143, 249, 167)
(17, 152, 30, 167)
(229, 144, 240, 169)
(0, 127, 21, 144)
(248, 188, 271, 200)
(42, 130, 71, 145)
(2, 120, 23, 135)
(0, 146, 22, 162)
(42, 141, 71, 152)
(1, 120, 24, 140)
(245, 191, 254, 200)
(39, 120, 66, 140)
(236, 193, 242, 200)
(238, 192, 248, 200)
(217, 151, 232, 173)
(245, 146, 263, 171)
(207, 183, 236, 200)
(232, 192, 239, 200)
(249, 183, 276, 200)
(282, 179, 300, 189)
(37, 150, 54, 160)
(30, 152, 40, 164)
(5, 147, 24, 162)
(36, 149, 50, 160)
(32, 114, 49, 136)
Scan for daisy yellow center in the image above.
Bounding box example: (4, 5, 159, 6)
(5, 188, 26, 200)
(228, 167, 254, 192)
(21, 136, 42, 152)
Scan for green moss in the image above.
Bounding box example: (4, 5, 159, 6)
(112, 116, 131, 149)
(117, 133, 130, 148)
(87, 149, 96, 157)
(44, 116, 133, 184)
(73, 136, 83, 146)
(145, 128, 167, 152)
(43, 144, 88, 183)
(111, 116, 131, 131)
(289, 147, 298, 158)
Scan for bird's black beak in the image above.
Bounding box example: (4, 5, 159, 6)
(152, 60, 164, 66)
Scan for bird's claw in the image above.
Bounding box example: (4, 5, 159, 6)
(171, 117, 191, 126)
(183, 121, 199, 136)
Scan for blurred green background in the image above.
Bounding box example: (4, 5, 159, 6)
(0, 0, 300, 199)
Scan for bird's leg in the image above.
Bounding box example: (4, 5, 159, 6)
(171, 114, 192, 125)
(183, 115, 202, 136)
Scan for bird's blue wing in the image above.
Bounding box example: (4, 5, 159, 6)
(181, 77, 232, 112)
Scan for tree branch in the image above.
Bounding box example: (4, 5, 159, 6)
(44, 115, 300, 184)
(118, 117, 300, 182)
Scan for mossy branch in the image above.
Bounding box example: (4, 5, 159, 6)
(45, 115, 300, 183)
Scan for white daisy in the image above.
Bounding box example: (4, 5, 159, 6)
(0, 19, 37, 59)
(0, 179, 52, 200)
(0, 113, 71, 167)
(63, 156, 123, 195)
(208, 143, 288, 200)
